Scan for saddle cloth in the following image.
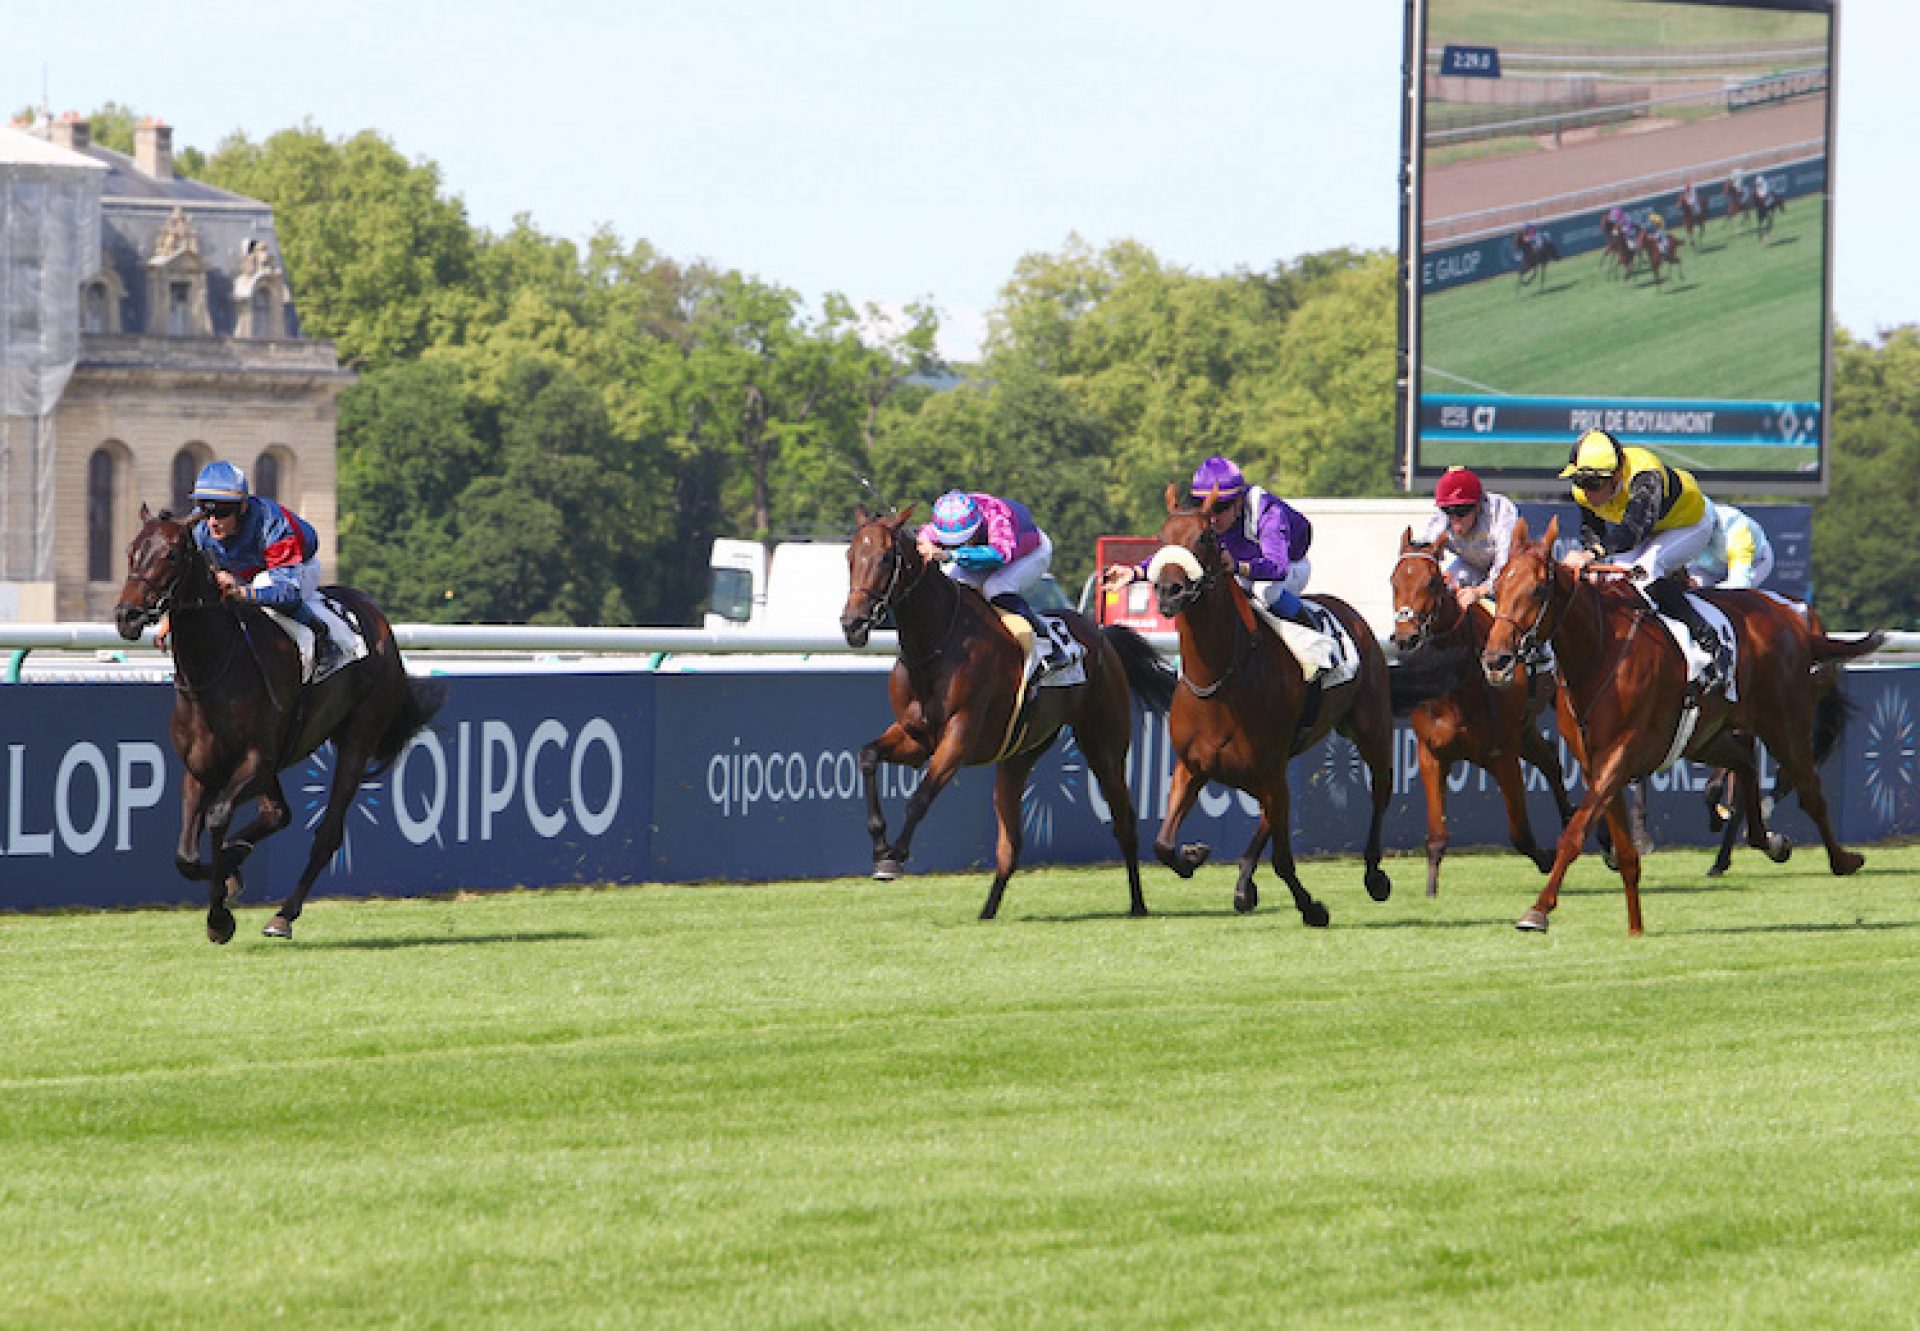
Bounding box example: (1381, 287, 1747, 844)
(996, 609, 1087, 688)
(1249, 598, 1359, 689)
(1644, 589, 1740, 705)
(265, 593, 370, 685)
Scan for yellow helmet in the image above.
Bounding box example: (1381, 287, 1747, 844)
(1649, 212, 1665, 228)
(1558, 428, 1625, 482)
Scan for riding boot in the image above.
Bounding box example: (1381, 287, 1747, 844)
(1648, 575, 1729, 693)
(1266, 586, 1318, 632)
(289, 603, 336, 671)
(990, 593, 1058, 675)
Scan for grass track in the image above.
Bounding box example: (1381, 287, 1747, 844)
(4, 844, 1920, 1329)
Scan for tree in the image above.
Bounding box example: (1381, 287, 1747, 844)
(1813, 326, 1920, 624)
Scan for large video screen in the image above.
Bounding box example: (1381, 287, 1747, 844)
(1404, 0, 1835, 493)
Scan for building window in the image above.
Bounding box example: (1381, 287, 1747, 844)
(254, 452, 280, 502)
(171, 450, 200, 515)
(250, 288, 272, 338)
(169, 281, 192, 336)
(84, 282, 111, 334)
(88, 450, 116, 581)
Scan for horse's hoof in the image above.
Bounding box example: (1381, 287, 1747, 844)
(1833, 850, 1865, 877)
(262, 916, 293, 940)
(1532, 851, 1556, 874)
(1705, 862, 1729, 879)
(1766, 834, 1793, 864)
(872, 857, 904, 882)
(1515, 909, 1551, 933)
(1602, 849, 1620, 873)
(1300, 902, 1330, 929)
(1364, 867, 1391, 902)
(207, 911, 236, 946)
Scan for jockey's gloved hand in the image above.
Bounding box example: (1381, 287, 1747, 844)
(953, 545, 1004, 571)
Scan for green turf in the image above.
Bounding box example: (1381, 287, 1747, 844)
(1427, 0, 1827, 50)
(3, 843, 1919, 1329)
(1421, 196, 1828, 475)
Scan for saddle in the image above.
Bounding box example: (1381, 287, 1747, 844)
(994, 608, 1086, 688)
(1247, 599, 1358, 689)
(265, 593, 370, 685)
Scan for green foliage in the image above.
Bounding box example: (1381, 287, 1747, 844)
(1814, 326, 1920, 623)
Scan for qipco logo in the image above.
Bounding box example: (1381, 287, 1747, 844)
(390, 718, 624, 846)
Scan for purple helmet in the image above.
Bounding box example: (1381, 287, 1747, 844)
(930, 491, 983, 545)
(1189, 455, 1247, 506)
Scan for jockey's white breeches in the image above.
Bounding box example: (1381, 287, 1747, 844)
(1249, 556, 1310, 608)
(249, 564, 355, 644)
(949, 533, 1053, 602)
(1620, 512, 1714, 582)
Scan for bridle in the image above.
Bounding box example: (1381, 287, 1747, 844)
(1392, 550, 1455, 652)
(1489, 557, 1564, 671)
(844, 527, 932, 639)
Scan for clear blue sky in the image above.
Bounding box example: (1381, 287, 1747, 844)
(7, 1, 1910, 360)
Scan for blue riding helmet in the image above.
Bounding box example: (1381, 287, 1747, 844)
(930, 491, 983, 546)
(190, 461, 250, 504)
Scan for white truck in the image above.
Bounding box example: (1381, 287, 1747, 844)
(704, 536, 1072, 634)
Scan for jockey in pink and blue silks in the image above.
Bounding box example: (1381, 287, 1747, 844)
(917, 490, 1065, 666)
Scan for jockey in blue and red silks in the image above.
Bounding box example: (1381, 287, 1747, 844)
(164, 460, 356, 668)
(917, 489, 1066, 670)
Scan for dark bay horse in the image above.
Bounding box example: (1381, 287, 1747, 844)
(1147, 488, 1425, 923)
(1600, 218, 1640, 279)
(114, 507, 445, 943)
(1391, 531, 1584, 897)
(1513, 230, 1560, 288)
(840, 507, 1175, 920)
(1481, 516, 1883, 935)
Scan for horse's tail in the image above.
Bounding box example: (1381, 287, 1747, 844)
(1387, 644, 1475, 716)
(1811, 628, 1884, 665)
(1813, 685, 1857, 767)
(1102, 624, 1175, 715)
(368, 676, 449, 777)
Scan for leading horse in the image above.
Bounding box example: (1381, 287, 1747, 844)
(1482, 516, 1882, 934)
(840, 507, 1176, 920)
(114, 506, 445, 943)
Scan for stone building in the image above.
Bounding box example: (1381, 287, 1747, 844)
(0, 114, 349, 621)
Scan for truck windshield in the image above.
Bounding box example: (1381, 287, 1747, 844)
(708, 567, 754, 623)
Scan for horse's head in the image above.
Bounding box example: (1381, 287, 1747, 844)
(1148, 484, 1223, 620)
(113, 504, 203, 642)
(1481, 516, 1557, 686)
(1391, 527, 1451, 653)
(841, 505, 918, 647)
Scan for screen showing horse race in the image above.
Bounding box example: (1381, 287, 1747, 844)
(1404, 0, 1836, 493)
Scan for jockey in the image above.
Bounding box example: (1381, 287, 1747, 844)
(1753, 173, 1773, 204)
(1420, 465, 1520, 610)
(1558, 429, 1730, 687)
(1107, 455, 1321, 629)
(1690, 501, 1775, 590)
(917, 489, 1065, 671)
(1679, 181, 1698, 211)
(177, 461, 355, 670)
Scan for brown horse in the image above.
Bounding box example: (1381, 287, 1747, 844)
(1677, 190, 1707, 244)
(840, 507, 1175, 920)
(1390, 531, 1584, 897)
(1147, 487, 1419, 923)
(1638, 230, 1683, 284)
(113, 506, 444, 943)
(1481, 517, 1882, 934)
(1600, 217, 1640, 279)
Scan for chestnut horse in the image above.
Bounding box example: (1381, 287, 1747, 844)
(840, 507, 1176, 920)
(1482, 516, 1882, 934)
(1147, 488, 1430, 923)
(113, 507, 444, 943)
(1390, 530, 1584, 897)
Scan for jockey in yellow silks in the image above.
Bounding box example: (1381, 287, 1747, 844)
(1558, 428, 1730, 684)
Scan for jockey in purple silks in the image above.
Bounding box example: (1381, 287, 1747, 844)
(917, 489, 1066, 671)
(1106, 455, 1325, 632)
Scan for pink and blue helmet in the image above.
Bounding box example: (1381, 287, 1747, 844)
(930, 491, 983, 546)
(190, 461, 249, 503)
(1189, 455, 1247, 506)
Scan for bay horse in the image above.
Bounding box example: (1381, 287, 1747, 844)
(1481, 516, 1883, 934)
(1677, 190, 1707, 245)
(1390, 531, 1585, 897)
(1147, 487, 1435, 923)
(1513, 230, 1560, 289)
(1600, 218, 1640, 279)
(1638, 230, 1683, 284)
(840, 507, 1176, 920)
(113, 506, 445, 943)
